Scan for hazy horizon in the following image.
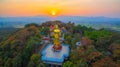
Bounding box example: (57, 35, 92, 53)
(0, 15, 120, 19)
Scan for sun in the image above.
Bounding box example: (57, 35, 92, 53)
(45, 7, 59, 16)
(51, 11, 56, 16)
(50, 8, 58, 16)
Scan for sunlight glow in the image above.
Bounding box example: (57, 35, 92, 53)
(51, 11, 56, 16)
(50, 8, 58, 16)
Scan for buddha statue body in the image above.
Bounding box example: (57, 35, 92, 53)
(53, 25, 62, 51)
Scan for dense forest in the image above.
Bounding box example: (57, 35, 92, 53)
(0, 28, 20, 42)
(0, 21, 120, 67)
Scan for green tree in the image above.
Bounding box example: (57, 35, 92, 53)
(63, 61, 73, 67)
(27, 61, 35, 67)
(37, 63, 45, 67)
(4, 58, 12, 67)
(0, 57, 3, 66)
(27, 54, 42, 67)
(30, 54, 40, 63)
(12, 54, 22, 67)
(74, 60, 88, 67)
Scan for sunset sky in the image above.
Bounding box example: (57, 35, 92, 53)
(0, 0, 120, 18)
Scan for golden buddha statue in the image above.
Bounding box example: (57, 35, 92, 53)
(53, 24, 62, 51)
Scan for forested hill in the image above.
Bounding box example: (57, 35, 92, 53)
(0, 23, 43, 67)
(0, 21, 120, 67)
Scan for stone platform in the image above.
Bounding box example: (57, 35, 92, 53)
(41, 44, 70, 65)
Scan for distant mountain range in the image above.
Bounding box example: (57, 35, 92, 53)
(0, 16, 120, 31)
